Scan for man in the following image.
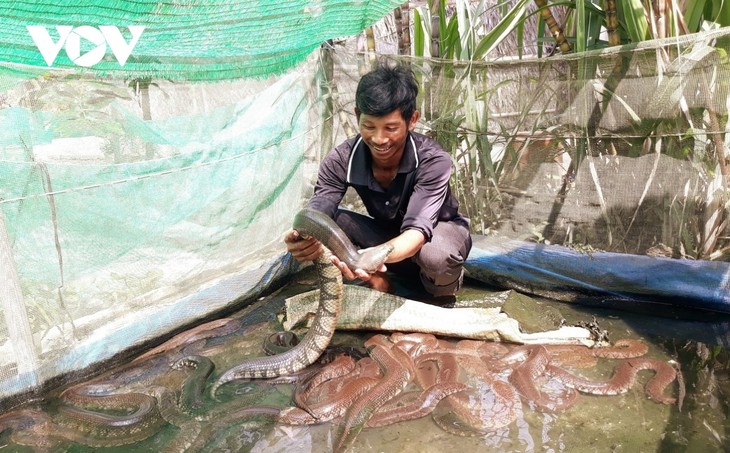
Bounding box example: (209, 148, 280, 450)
(285, 63, 471, 301)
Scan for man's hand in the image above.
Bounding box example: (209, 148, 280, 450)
(286, 229, 388, 284)
(284, 229, 322, 263)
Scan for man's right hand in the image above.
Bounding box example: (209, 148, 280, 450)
(284, 229, 322, 263)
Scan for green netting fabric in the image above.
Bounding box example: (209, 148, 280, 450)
(0, 61, 323, 402)
(2, 6, 729, 408)
(0, 0, 409, 408)
(0, 0, 404, 80)
(1, 72, 310, 281)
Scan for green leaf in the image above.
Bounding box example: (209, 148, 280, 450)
(618, 0, 649, 42)
(714, 0, 730, 27)
(684, 0, 707, 32)
(413, 8, 425, 57)
(536, 12, 545, 57)
(443, 14, 461, 59)
(473, 0, 531, 60)
(576, 0, 586, 52)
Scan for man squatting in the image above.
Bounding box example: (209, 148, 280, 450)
(284, 63, 472, 302)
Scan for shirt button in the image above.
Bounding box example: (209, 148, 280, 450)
(385, 201, 390, 205)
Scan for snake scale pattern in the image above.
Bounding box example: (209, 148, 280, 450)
(211, 208, 393, 395)
(0, 208, 685, 451)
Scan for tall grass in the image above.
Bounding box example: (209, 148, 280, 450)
(405, 0, 729, 259)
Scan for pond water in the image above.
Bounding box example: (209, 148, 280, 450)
(1, 270, 728, 452)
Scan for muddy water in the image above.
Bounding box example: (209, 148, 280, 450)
(2, 272, 729, 452)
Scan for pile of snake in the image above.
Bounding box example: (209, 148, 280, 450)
(0, 208, 683, 451)
(0, 208, 392, 451)
(0, 330, 683, 451)
(278, 331, 682, 449)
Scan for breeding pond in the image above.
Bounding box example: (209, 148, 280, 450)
(1, 270, 728, 452)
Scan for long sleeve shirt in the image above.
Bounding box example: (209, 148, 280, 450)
(308, 131, 466, 242)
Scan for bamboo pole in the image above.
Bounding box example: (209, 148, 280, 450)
(604, 0, 620, 46)
(534, 0, 572, 53)
(395, 2, 411, 55)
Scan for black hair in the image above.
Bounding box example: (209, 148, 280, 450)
(355, 64, 418, 122)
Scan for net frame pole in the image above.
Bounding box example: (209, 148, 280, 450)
(0, 207, 39, 379)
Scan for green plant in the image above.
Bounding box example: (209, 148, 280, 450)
(406, 0, 729, 257)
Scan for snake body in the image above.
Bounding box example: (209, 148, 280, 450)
(173, 355, 215, 414)
(211, 208, 393, 396)
(546, 358, 678, 404)
(334, 334, 411, 452)
(56, 393, 165, 448)
(366, 381, 468, 428)
(504, 345, 578, 412)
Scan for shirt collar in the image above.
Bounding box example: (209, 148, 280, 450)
(346, 133, 419, 185)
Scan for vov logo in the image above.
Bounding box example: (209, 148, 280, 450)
(27, 26, 145, 68)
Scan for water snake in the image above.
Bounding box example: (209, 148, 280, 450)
(173, 355, 215, 415)
(546, 358, 678, 404)
(269, 329, 681, 448)
(211, 208, 393, 396)
(502, 345, 578, 412)
(334, 334, 412, 452)
(56, 392, 165, 448)
(366, 381, 468, 428)
(133, 317, 242, 363)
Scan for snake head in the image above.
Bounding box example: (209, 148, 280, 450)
(355, 243, 394, 273)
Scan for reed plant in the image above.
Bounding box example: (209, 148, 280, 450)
(406, 0, 729, 259)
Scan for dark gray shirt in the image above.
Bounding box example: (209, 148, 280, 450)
(309, 132, 465, 242)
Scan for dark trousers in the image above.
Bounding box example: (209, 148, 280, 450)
(334, 209, 472, 297)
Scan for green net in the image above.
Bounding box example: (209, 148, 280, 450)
(0, 69, 317, 400)
(1, 0, 729, 412)
(0, 0, 411, 404)
(0, 0, 405, 80)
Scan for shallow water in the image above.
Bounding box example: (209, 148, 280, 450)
(2, 272, 729, 452)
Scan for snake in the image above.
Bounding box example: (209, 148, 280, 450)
(280, 374, 381, 425)
(55, 392, 166, 448)
(173, 355, 215, 415)
(334, 334, 412, 452)
(133, 317, 242, 363)
(10, 353, 219, 450)
(366, 381, 468, 428)
(272, 330, 680, 447)
(291, 354, 358, 414)
(211, 208, 393, 396)
(545, 358, 678, 404)
(48, 351, 179, 448)
(0, 408, 60, 449)
(2, 386, 166, 448)
(502, 345, 578, 412)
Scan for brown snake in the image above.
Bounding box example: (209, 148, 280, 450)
(334, 334, 412, 452)
(211, 208, 392, 396)
(546, 358, 678, 404)
(272, 329, 681, 447)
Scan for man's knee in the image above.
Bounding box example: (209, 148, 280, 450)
(420, 267, 465, 297)
(417, 246, 465, 274)
(414, 221, 471, 296)
(416, 244, 467, 295)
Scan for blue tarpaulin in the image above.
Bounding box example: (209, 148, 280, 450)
(465, 235, 730, 315)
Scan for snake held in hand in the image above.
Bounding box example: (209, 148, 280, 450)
(211, 208, 393, 396)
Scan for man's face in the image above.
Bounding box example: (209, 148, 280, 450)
(357, 109, 419, 166)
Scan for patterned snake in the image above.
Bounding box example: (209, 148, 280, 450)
(211, 208, 393, 396)
(277, 331, 681, 446)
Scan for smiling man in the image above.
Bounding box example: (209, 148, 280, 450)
(284, 63, 471, 302)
